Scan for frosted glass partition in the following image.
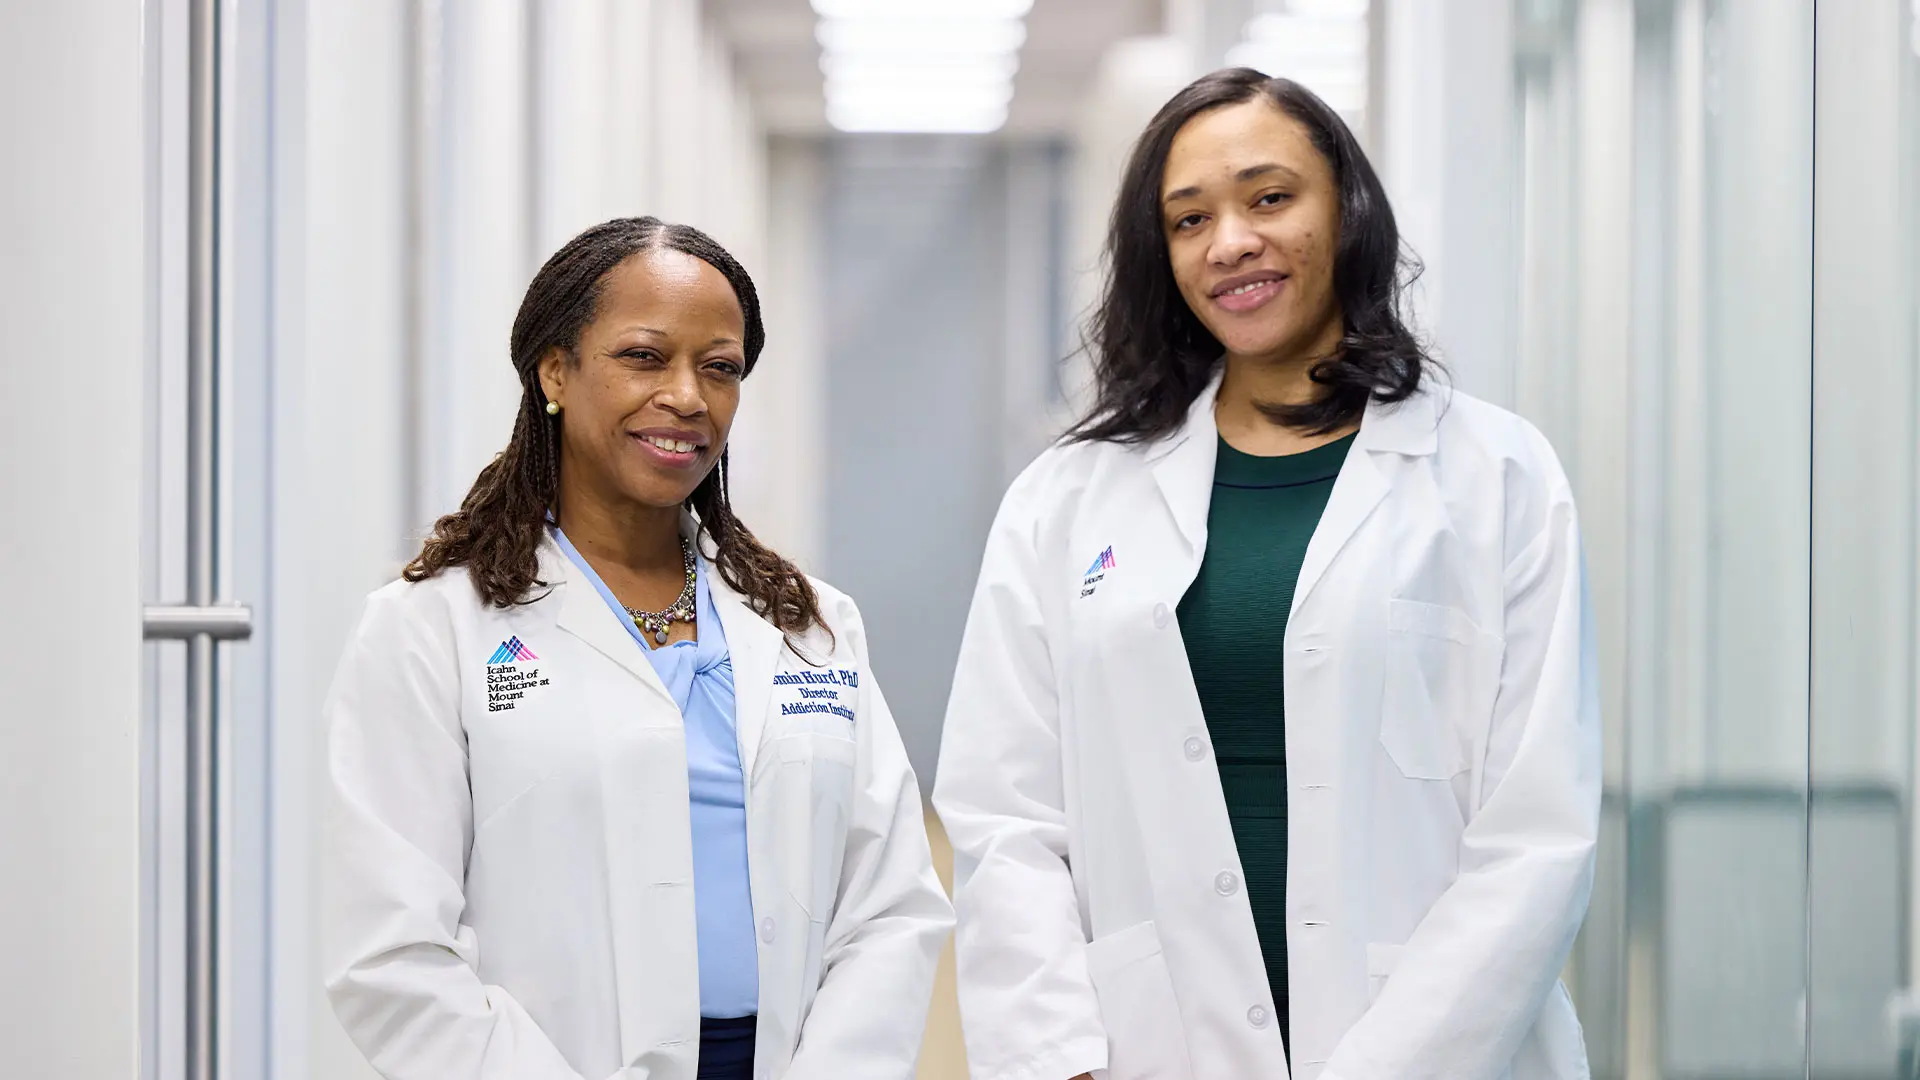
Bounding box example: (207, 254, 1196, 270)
(1509, 1, 1816, 1074)
(1809, 2, 1920, 1079)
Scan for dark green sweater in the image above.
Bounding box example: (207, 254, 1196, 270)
(1177, 431, 1355, 1051)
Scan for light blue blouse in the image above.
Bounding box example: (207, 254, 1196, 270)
(552, 527, 759, 1019)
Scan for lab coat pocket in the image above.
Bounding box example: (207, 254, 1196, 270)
(1364, 942, 1405, 1004)
(1379, 599, 1497, 780)
(773, 733, 857, 924)
(1085, 922, 1195, 1080)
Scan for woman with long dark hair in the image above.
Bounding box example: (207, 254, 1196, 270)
(936, 71, 1600, 1080)
(322, 217, 952, 1080)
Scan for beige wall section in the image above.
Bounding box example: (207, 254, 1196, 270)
(918, 806, 970, 1080)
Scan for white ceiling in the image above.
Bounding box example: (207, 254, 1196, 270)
(713, 0, 1167, 136)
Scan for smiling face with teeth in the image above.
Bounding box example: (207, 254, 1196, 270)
(538, 247, 747, 516)
(1159, 98, 1344, 374)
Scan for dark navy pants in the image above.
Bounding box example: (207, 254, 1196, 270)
(697, 1015, 756, 1080)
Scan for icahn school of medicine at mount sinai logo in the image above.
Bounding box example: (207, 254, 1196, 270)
(485, 637, 547, 713)
(487, 636, 538, 664)
(1079, 545, 1116, 598)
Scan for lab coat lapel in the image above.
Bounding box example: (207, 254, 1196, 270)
(1293, 387, 1441, 613)
(545, 537, 676, 711)
(544, 536, 697, 1067)
(708, 561, 782, 781)
(1148, 375, 1224, 567)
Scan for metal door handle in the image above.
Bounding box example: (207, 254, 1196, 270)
(143, 604, 253, 641)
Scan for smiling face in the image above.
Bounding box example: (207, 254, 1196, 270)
(1160, 97, 1344, 368)
(538, 247, 747, 514)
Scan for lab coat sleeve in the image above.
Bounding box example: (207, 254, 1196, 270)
(932, 471, 1110, 1080)
(1321, 469, 1603, 1080)
(321, 588, 588, 1080)
(785, 597, 956, 1080)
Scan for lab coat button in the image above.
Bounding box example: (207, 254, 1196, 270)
(760, 917, 776, 944)
(1248, 1004, 1271, 1029)
(1183, 736, 1206, 761)
(1214, 871, 1240, 896)
(1152, 603, 1171, 628)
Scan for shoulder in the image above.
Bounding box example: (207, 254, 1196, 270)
(990, 433, 1148, 536)
(349, 565, 483, 649)
(795, 574, 877, 663)
(1419, 385, 1579, 558)
(1426, 385, 1572, 498)
(804, 574, 860, 631)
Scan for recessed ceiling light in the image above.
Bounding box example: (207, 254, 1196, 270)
(811, 0, 1033, 18)
(815, 1, 1029, 133)
(816, 16, 1027, 57)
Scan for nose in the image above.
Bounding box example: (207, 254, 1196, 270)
(654, 356, 706, 418)
(1208, 211, 1263, 267)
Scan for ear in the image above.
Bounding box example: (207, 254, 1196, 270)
(537, 346, 571, 410)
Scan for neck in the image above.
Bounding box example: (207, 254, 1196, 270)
(1216, 317, 1343, 427)
(555, 480, 684, 577)
(1218, 349, 1320, 418)
(1213, 318, 1356, 454)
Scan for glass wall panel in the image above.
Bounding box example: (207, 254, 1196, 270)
(1810, 3, 1920, 1079)
(1511, 1, 1816, 1076)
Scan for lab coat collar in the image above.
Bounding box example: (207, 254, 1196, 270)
(1355, 377, 1444, 457)
(1299, 382, 1447, 612)
(1146, 374, 1224, 557)
(541, 535, 677, 711)
(1144, 366, 1446, 606)
(1143, 364, 1445, 462)
(544, 510, 784, 781)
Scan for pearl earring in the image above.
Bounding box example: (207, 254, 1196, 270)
(546, 401, 561, 416)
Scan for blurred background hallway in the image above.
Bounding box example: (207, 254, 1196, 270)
(4, 0, 1919, 1077)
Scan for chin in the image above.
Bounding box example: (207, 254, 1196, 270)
(1217, 327, 1298, 360)
(617, 475, 703, 511)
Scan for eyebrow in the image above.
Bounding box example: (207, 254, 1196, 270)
(1163, 162, 1299, 204)
(618, 326, 742, 347)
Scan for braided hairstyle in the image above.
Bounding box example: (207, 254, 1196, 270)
(405, 216, 827, 639)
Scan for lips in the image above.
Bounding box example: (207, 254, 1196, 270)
(628, 427, 708, 469)
(640, 434, 701, 454)
(1210, 270, 1288, 314)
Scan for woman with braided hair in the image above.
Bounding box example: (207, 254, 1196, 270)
(321, 217, 953, 1080)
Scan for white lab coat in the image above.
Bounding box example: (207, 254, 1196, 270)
(322, 526, 954, 1080)
(934, 377, 1601, 1080)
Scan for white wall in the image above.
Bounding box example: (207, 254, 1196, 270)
(425, 0, 538, 521)
(1371, 0, 1517, 405)
(652, 0, 707, 225)
(734, 139, 829, 571)
(280, 4, 411, 1077)
(0, 1, 146, 1075)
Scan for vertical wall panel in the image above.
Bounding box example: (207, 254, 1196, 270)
(0, 2, 146, 1076)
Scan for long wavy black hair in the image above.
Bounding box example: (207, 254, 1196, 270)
(406, 216, 826, 637)
(1070, 69, 1430, 443)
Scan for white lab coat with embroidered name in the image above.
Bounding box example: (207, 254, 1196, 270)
(322, 531, 953, 1080)
(934, 380, 1601, 1080)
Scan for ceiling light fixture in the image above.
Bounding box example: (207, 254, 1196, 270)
(811, 0, 1033, 18)
(813, 0, 1029, 134)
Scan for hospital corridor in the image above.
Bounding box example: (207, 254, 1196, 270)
(4, 0, 1920, 1078)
